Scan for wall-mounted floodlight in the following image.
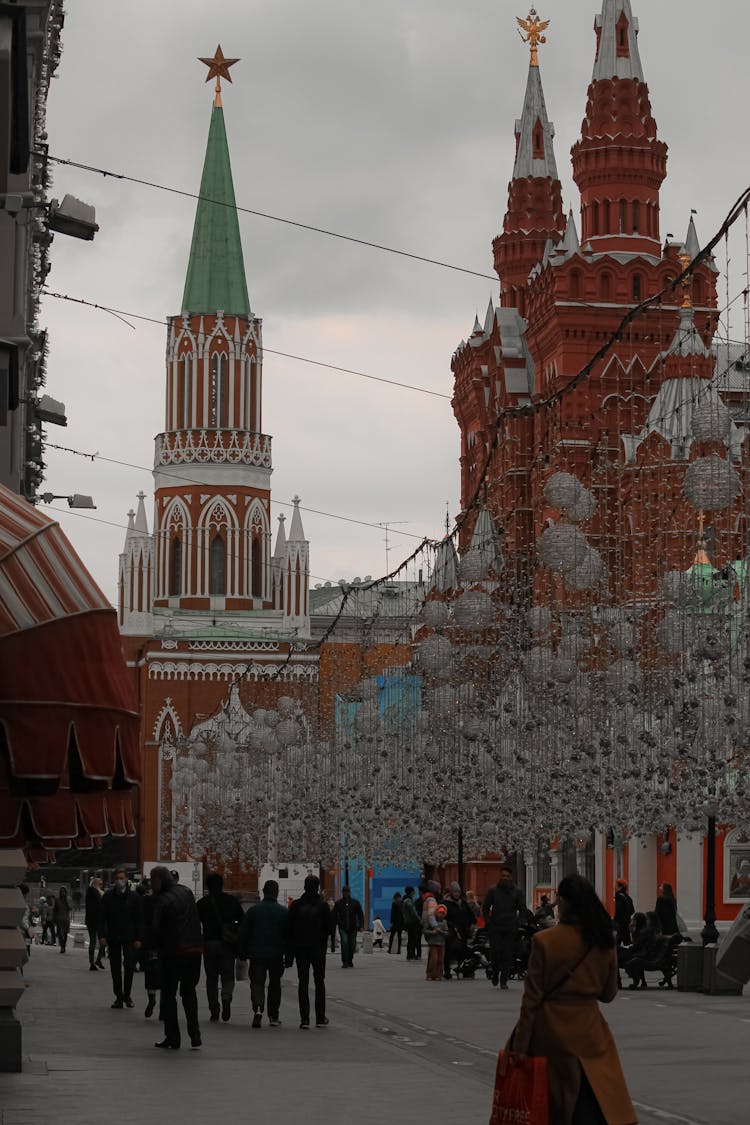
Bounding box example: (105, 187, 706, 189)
(39, 493, 96, 509)
(48, 194, 99, 241)
(34, 394, 67, 426)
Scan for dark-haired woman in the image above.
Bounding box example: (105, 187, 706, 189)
(654, 883, 680, 940)
(54, 887, 71, 953)
(510, 874, 636, 1125)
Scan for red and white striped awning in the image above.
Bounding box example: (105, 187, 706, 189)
(0, 484, 140, 850)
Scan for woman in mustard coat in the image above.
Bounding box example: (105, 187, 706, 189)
(511, 875, 636, 1125)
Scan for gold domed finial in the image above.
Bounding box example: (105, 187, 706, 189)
(693, 510, 711, 567)
(198, 45, 240, 108)
(517, 7, 550, 68)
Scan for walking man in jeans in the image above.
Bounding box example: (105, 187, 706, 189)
(99, 869, 143, 1008)
(196, 872, 244, 1023)
(149, 865, 204, 1050)
(238, 879, 288, 1028)
(333, 885, 364, 968)
(286, 874, 334, 1028)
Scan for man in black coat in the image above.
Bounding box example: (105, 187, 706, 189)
(614, 879, 635, 947)
(332, 886, 365, 968)
(85, 878, 104, 970)
(197, 872, 244, 1023)
(482, 864, 526, 989)
(149, 865, 204, 1050)
(99, 868, 143, 1008)
(286, 874, 334, 1029)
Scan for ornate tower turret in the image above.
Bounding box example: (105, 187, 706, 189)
(572, 1, 667, 255)
(152, 49, 273, 614)
(493, 9, 565, 313)
(118, 492, 154, 633)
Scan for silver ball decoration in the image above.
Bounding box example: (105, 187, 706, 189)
(683, 455, 741, 511)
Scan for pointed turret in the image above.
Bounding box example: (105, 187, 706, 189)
(592, 1, 644, 82)
(282, 497, 310, 636)
(572, 1, 667, 254)
(493, 11, 564, 313)
(181, 102, 250, 318)
(118, 494, 154, 633)
(684, 215, 701, 261)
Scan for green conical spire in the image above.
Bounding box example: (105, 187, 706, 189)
(181, 104, 250, 318)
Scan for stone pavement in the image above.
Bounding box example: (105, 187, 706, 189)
(1, 940, 747, 1125)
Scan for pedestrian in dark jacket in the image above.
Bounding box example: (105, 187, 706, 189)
(654, 883, 681, 939)
(149, 865, 204, 1050)
(286, 874, 334, 1028)
(443, 882, 475, 980)
(99, 868, 143, 1007)
(482, 864, 525, 988)
(139, 883, 161, 1019)
(388, 892, 404, 954)
(238, 879, 288, 1028)
(613, 879, 635, 947)
(85, 879, 104, 969)
(53, 887, 72, 953)
(333, 886, 365, 967)
(401, 886, 421, 960)
(197, 872, 244, 1023)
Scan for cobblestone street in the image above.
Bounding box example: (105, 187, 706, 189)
(1, 941, 746, 1125)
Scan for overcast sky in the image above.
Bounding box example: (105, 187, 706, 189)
(41, 0, 749, 603)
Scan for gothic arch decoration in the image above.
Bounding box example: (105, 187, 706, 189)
(244, 499, 268, 600)
(198, 496, 239, 598)
(161, 497, 191, 600)
(153, 699, 183, 743)
(724, 827, 750, 903)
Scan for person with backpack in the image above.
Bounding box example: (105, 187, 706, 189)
(196, 872, 244, 1023)
(286, 875, 334, 1029)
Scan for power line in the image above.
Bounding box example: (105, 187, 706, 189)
(41, 290, 452, 401)
(41, 152, 497, 282)
(45, 441, 430, 542)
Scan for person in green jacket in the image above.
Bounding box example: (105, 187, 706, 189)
(237, 880, 288, 1028)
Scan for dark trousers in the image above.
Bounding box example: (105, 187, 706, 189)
(388, 927, 403, 954)
(87, 926, 99, 965)
(250, 956, 283, 1018)
(489, 931, 517, 984)
(406, 924, 421, 960)
(203, 939, 236, 1011)
(295, 948, 326, 1024)
(572, 1071, 607, 1125)
(161, 953, 201, 1047)
(108, 941, 136, 1000)
(339, 928, 357, 965)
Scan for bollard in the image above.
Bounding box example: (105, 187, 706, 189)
(361, 931, 374, 955)
(0, 849, 28, 1073)
(73, 930, 85, 947)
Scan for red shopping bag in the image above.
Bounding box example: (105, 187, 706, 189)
(489, 1050, 548, 1125)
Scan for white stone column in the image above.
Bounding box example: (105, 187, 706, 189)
(549, 846, 561, 892)
(629, 834, 657, 914)
(525, 857, 535, 906)
(593, 831, 607, 900)
(677, 833, 704, 934)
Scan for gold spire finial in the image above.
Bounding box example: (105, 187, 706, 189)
(517, 8, 550, 68)
(198, 45, 240, 108)
(679, 248, 693, 310)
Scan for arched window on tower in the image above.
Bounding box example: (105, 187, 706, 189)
(632, 273, 643, 303)
(251, 535, 263, 599)
(570, 269, 582, 300)
(169, 537, 182, 597)
(632, 201, 640, 235)
(616, 13, 630, 57)
(182, 354, 192, 429)
(209, 535, 226, 596)
(211, 353, 229, 428)
(600, 272, 612, 302)
(619, 199, 627, 234)
(591, 202, 599, 237)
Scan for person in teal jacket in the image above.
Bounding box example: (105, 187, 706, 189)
(237, 880, 289, 1028)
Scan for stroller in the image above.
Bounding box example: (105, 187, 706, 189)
(454, 928, 493, 979)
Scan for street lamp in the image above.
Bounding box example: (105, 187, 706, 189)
(39, 493, 96, 509)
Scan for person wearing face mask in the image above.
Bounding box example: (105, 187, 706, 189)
(99, 869, 144, 1009)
